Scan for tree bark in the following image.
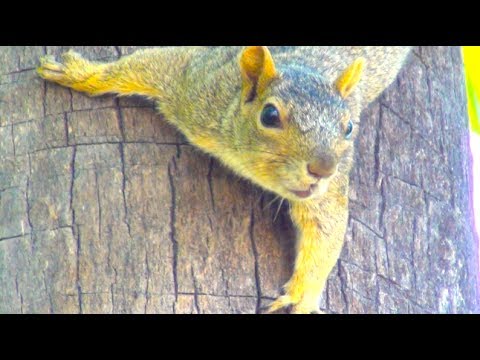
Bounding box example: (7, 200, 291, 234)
(0, 46, 478, 314)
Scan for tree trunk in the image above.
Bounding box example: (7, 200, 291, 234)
(0, 46, 478, 314)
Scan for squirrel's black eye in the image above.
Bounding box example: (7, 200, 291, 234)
(345, 120, 354, 139)
(261, 104, 282, 129)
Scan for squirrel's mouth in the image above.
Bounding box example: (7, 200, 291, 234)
(289, 184, 318, 199)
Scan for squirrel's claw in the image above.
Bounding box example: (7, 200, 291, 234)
(37, 51, 84, 83)
(37, 55, 67, 82)
(263, 294, 324, 314)
(262, 295, 292, 314)
(39, 55, 64, 72)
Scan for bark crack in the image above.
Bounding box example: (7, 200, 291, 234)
(412, 50, 429, 70)
(69, 146, 82, 314)
(374, 102, 383, 186)
(1, 67, 36, 77)
(177, 291, 273, 300)
(94, 169, 102, 243)
(0, 234, 28, 242)
(115, 102, 133, 240)
(42, 78, 47, 118)
(114, 46, 122, 58)
(207, 158, 216, 211)
(249, 207, 262, 314)
(220, 268, 232, 308)
(379, 178, 390, 273)
(324, 280, 330, 313)
(378, 171, 444, 202)
(10, 122, 16, 157)
(25, 154, 36, 256)
(373, 239, 381, 312)
(167, 159, 179, 307)
(111, 267, 117, 313)
(337, 260, 349, 313)
(64, 112, 70, 145)
(349, 215, 384, 239)
(191, 267, 201, 314)
(411, 217, 418, 290)
(380, 101, 438, 150)
(19, 140, 189, 157)
(42, 270, 54, 314)
(144, 244, 151, 314)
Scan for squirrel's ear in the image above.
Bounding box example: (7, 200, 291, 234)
(335, 58, 366, 99)
(239, 46, 277, 102)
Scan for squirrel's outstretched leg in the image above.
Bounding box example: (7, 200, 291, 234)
(266, 194, 349, 314)
(37, 48, 203, 99)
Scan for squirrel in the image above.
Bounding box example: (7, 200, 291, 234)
(37, 46, 411, 314)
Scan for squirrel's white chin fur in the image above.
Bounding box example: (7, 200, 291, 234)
(306, 181, 330, 200)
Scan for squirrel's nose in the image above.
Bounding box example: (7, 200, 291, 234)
(307, 155, 338, 180)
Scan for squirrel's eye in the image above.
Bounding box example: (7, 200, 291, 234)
(345, 120, 354, 139)
(261, 104, 282, 129)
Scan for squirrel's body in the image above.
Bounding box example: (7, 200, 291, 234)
(38, 46, 411, 313)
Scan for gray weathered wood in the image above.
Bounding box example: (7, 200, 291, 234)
(0, 46, 478, 314)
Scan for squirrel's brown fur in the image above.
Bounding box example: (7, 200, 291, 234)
(37, 46, 411, 313)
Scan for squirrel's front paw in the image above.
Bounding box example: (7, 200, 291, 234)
(263, 281, 324, 314)
(37, 50, 86, 86)
(37, 54, 67, 81)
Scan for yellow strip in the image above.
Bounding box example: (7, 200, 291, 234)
(463, 46, 480, 135)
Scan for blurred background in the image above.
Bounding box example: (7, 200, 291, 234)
(462, 46, 480, 274)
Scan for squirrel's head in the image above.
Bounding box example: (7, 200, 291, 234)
(232, 46, 365, 201)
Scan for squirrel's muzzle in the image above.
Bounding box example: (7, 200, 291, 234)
(307, 154, 338, 180)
